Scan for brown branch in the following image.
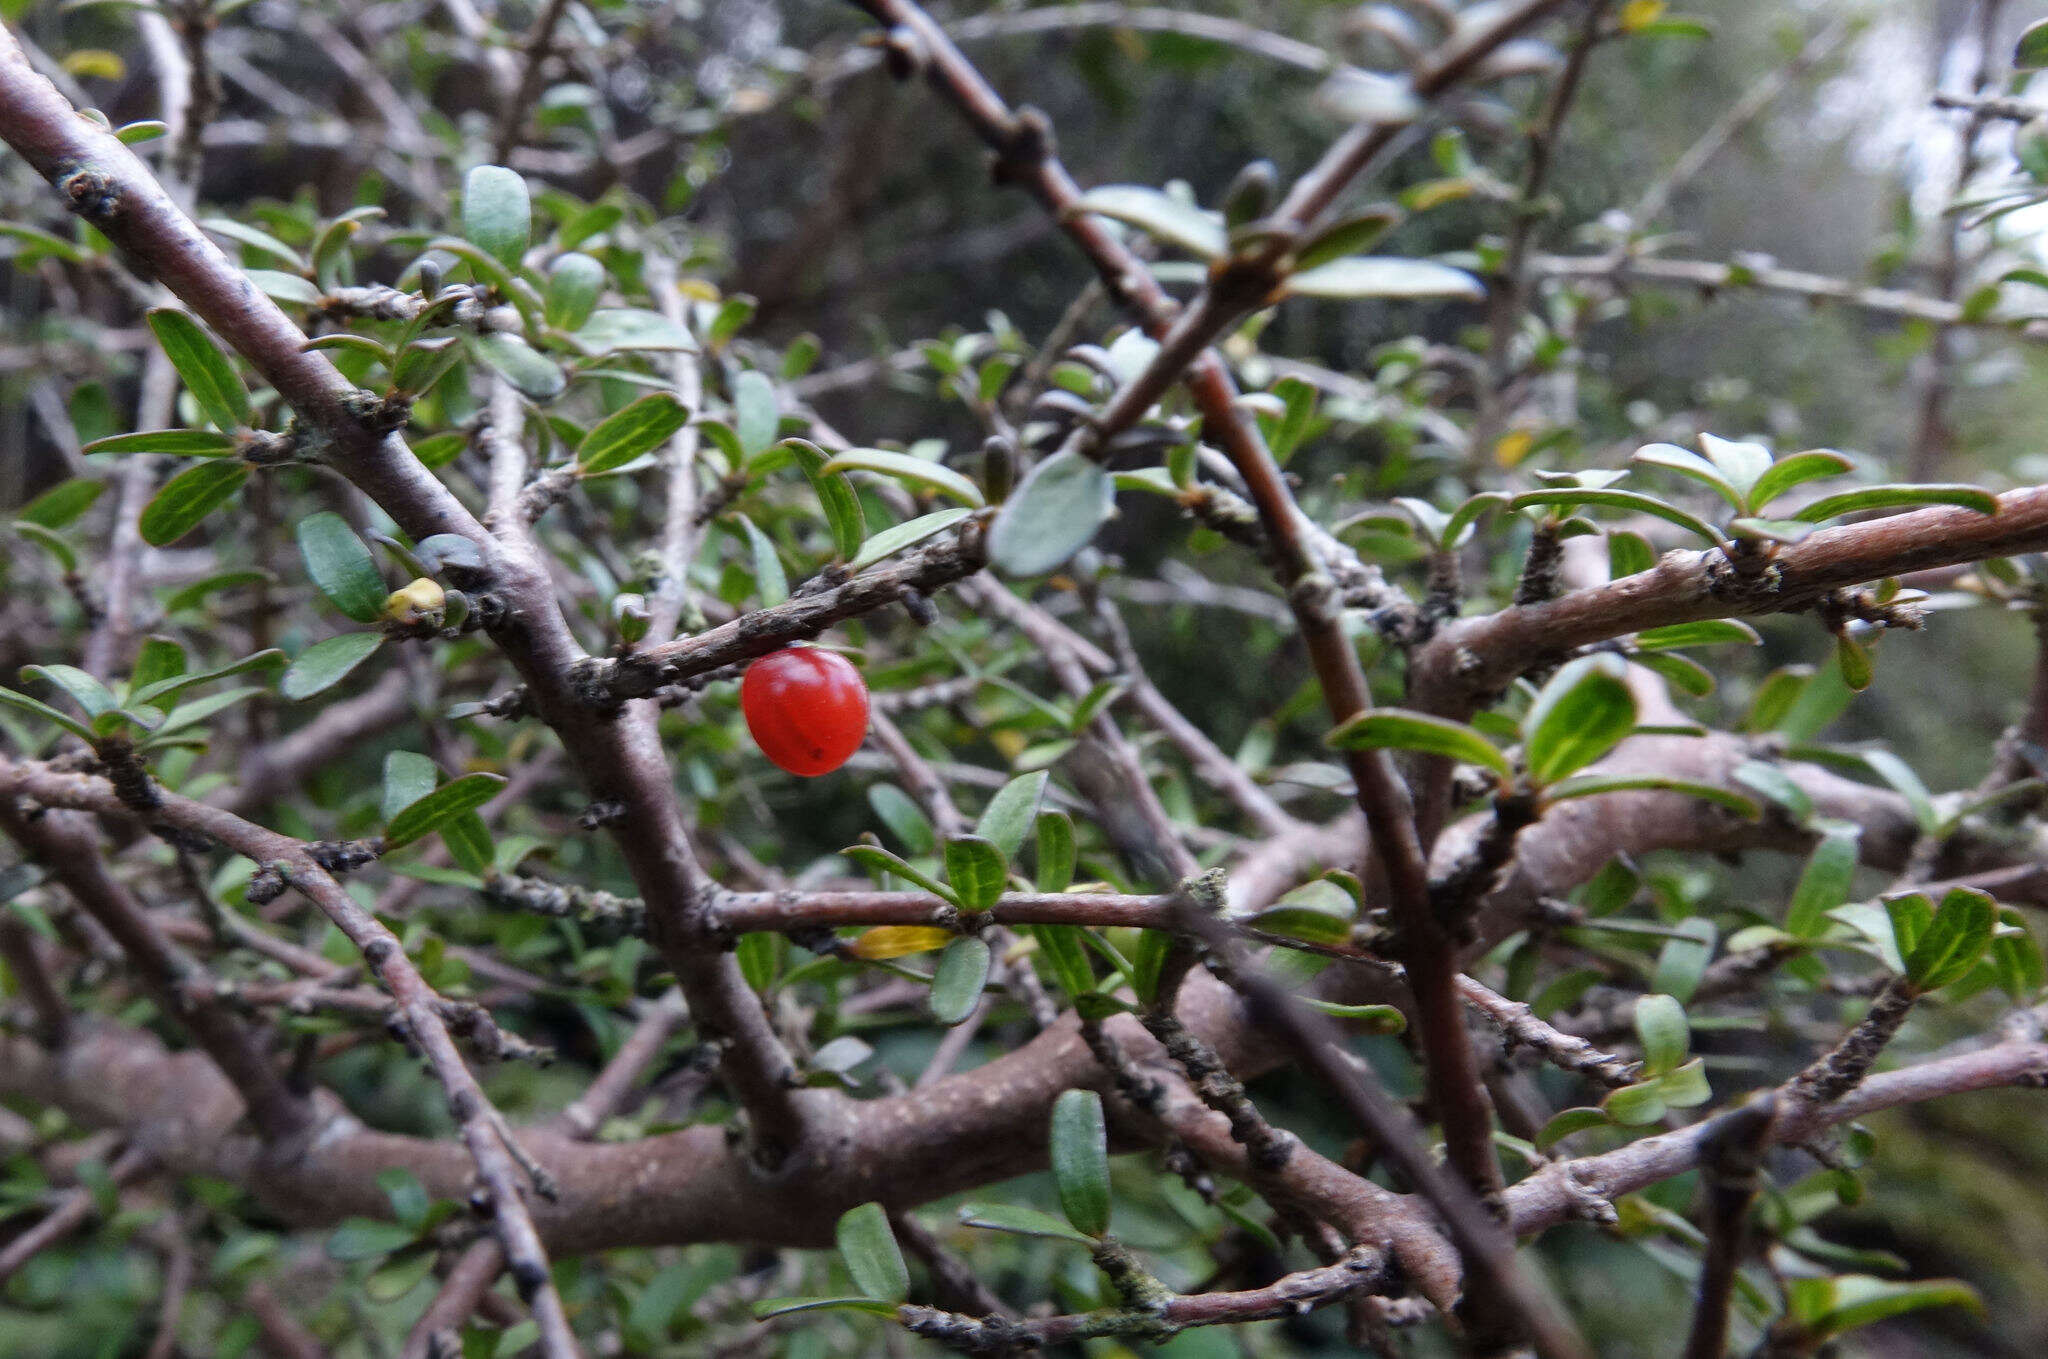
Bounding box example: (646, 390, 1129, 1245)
(1531, 250, 2045, 334)
(494, 0, 574, 159)
(1413, 486, 2048, 718)
(1680, 1096, 1777, 1359)
(403, 1240, 506, 1359)
(597, 525, 989, 700)
(551, 990, 688, 1138)
(900, 1246, 1389, 1351)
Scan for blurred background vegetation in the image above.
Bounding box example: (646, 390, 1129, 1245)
(7, 1, 2048, 1355)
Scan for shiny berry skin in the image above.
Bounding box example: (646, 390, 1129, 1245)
(740, 646, 870, 777)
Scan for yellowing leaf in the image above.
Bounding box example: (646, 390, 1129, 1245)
(849, 925, 955, 960)
(1619, 0, 1666, 31)
(1494, 428, 1536, 468)
(62, 50, 124, 81)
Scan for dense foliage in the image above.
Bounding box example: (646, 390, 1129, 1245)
(6, 1, 2048, 1356)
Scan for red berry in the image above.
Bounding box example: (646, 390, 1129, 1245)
(740, 645, 870, 777)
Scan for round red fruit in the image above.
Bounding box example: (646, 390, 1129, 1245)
(741, 646, 870, 777)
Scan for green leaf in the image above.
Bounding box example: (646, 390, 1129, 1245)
(365, 1245, 435, 1302)
(296, 512, 386, 623)
(1860, 748, 1938, 836)
(1786, 1275, 1981, 1340)
(247, 269, 322, 306)
(1030, 923, 1093, 996)
(834, 1203, 910, 1303)
(442, 812, 493, 877)
(1749, 450, 1853, 512)
(733, 370, 779, 459)
(840, 844, 959, 905)
(1602, 1080, 1666, 1126)
(751, 1297, 899, 1320)
(147, 308, 249, 432)
(1835, 634, 1873, 692)
(1543, 774, 1758, 819)
(128, 636, 185, 695)
(0, 688, 92, 741)
(1795, 484, 1998, 522)
(1651, 918, 1717, 1002)
(867, 784, 935, 856)
(2020, 18, 2048, 68)
(1905, 887, 1996, 992)
(1536, 1107, 1612, 1151)
(576, 393, 689, 474)
(146, 685, 265, 739)
(1292, 208, 1402, 271)
(1069, 184, 1224, 258)
(85, 429, 239, 457)
(821, 449, 985, 507)
(280, 632, 383, 700)
(943, 835, 1007, 913)
(1654, 1056, 1712, 1108)
(1325, 707, 1510, 781)
(988, 450, 1114, 577)
(958, 1203, 1096, 1245)
(976, 772, 1048, 859)
(545, 252, 605, 331)
(128, 648, 283, 706)
(389, 337, 463, 398)
(1049, 1088, 1111, 1237)
(327, 1218, 417, 1262)
(1523, 655, 1636, 785)
(850, 508, 973, 573)
(784, 439, 866, 560)
(1631, 441, 1741, 509)
(1631, 650, 1714, 697)
(1299, 999, 1406, 1032)
(1035, 811, 1076, 893)
(377, 1168, 432, 1234)
(1509, 488, 1723, 546)
(573, 308, 695, 354)
(1280, 256, 1484, 302)
(22, 663, 116, 717)
(140, 460, 248, 546)
(382, 751, 439, 822)
(1608, 530, 1655, 578)
(1785, 826, 1860, 937)
(1633, 993, 1688, 1075)
(17, 477, 103, 529)
(162, 569, 270, 615)
(929, 937, 992, 1026)
(462, 165, 530, 265)
(1634, 619, 1762, 651)
(384, 773, 506, 851)
(1882, 893, 1934, 974)
(472, 333, 565, 401)
(1696, 433, 1775, 501)
(12, 521, 73, 572)
(1248, 902, 1353, 948)
(736, 516, 788, 606)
